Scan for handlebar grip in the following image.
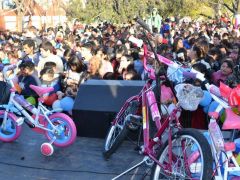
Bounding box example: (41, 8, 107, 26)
(182, 71, 196, 79)
(135, 18, 151, 33)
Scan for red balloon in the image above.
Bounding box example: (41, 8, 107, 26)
(44, 93, 58, 106)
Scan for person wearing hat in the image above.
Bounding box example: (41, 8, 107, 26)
(146, 8, 162, 33)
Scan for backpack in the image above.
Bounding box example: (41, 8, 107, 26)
(0, 81, 11, 104)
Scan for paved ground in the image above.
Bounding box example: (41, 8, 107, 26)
(0, 124, 151, 180)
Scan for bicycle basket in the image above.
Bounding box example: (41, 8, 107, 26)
(175, 83, 204, 111)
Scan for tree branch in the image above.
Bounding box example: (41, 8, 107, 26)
(223, 3, 235, 14)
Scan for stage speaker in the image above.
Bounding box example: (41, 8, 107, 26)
(72, 80, 145, 138)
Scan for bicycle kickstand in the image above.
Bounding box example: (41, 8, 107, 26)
(112, 156, 149, 180)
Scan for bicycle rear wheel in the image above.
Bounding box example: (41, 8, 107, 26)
(103, 99, 140, 159)
(151, 128, 213, 180)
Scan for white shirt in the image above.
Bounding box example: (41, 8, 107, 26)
(37, 54, 64, 76)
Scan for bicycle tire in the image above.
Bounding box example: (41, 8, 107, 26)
(0, 110, 22, 142)
(151, 128, 213, 180)
(103, 99, 140, 159)
(45, 113, 77, 147)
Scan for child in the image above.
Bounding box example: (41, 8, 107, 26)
(53, 55, 87, 113)
(40, 67, 60, 106)
(17, 61, 41, 103)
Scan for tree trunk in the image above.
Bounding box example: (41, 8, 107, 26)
(82, 0, 86, 9)
(16, 10, 23, 32)
(237, 0, 240, 14)
(216, 0, 222, 17)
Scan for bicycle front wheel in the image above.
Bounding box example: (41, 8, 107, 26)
(103, 99, 140, 159)
(151, 128, 213, 180)
(45, 113, 77, 147)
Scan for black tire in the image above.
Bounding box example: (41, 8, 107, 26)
(103, 100, 140, 159)
(151, 128, 213, 180)
(103, 123, 129, 159)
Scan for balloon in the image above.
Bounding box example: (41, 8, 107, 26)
(234, 138, 240, 153)
(60, 97, 74, 111)
(208, 101, 219, 113)
(44, 93, 58, 106)
(199, 90, 212, 107)
(26, 96, 36, 105)
(52, 100, 61, 109)
(208, 101, 224, 116)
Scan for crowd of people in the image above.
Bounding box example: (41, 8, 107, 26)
(0, 14, 239, 116)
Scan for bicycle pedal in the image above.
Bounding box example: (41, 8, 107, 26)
(16, 117, 24, 126)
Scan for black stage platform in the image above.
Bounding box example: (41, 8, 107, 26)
(0, 124, 150, 180)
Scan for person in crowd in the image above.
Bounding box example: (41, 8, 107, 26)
(17, 61, 41, 99)
(229, 43, 240, 65)
(21, 39, 39, 65)
(146, 7, 162, 33)
(131, 50, 144, 76)
(212, 60, 233, 86)
(98, 47, 114, 78)
(172, 37, 184, 60)
(62, 55, 87, 97)
(212, 33, 221, 46)
(206, 47, 222, 71)
(53, 55, 87, 113)
(86, 56, 102, 80)
(37, 41, 64, 76)
(189, 38, 211, 69)
(62, 48, 75, 71)
(39, 67, 60, 106)
(80, 42, 93, 62)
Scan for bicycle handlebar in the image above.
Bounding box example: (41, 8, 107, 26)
(135, 17, 151, 33)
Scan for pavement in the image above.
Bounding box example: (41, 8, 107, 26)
(0, 124, 151, 180)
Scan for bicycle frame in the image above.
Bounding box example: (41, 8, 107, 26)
(203, 84, 240, 179)
(1, 89, 59, 134)
(113, 26, 209, 179)
(113, 75, 183, 179)
(178, 62, 240, 179)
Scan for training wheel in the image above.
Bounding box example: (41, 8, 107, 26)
(41, 142, 54, 156)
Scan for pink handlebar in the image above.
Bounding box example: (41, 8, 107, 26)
(143, 44, 181, 80)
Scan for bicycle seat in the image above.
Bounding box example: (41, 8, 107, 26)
(222, 108, 240, 130)
(30, 85, 54, 97)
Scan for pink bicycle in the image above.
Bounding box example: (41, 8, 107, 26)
(103, 21, 213, 179)
(183, 68, 240, 179)
(0, 64, 77, 156)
